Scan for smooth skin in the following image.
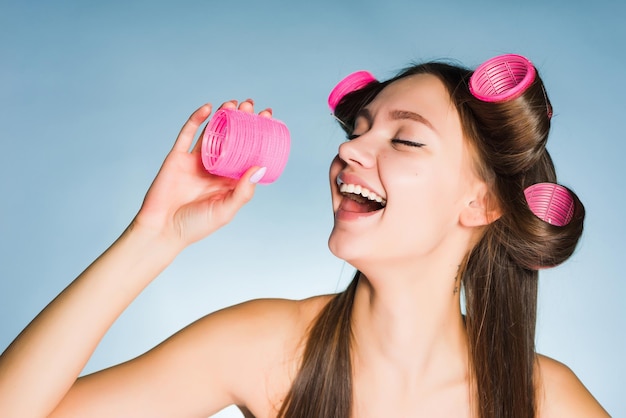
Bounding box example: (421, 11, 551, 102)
(0, 79, 609, 417)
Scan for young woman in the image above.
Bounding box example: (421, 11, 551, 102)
(0, 56, 609, 417)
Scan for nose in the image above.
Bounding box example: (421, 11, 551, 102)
(337, 136, 376, 168)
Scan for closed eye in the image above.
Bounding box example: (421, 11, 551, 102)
(392, 139, 425, 148)
(346, 135, 425, 148)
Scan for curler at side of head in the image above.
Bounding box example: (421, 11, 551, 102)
(519, 182, 581, 269)
(469, 54, 536, 103)
(201, 108, 291, 184)
(328, 70, 377, 112)
(524, 182, 575, 227)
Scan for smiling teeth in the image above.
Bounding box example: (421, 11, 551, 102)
(338, 180, 387, 206)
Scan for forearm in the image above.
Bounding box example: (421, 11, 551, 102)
(0, 222, 182, 417)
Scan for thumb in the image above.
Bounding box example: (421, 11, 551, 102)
(221, 166, 266, 212)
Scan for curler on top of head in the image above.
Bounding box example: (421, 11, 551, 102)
(201, 108, 290, 184)
(328, 70, 377, 112)
(524, 183, 575, 227)
(469, 54, 536, 103)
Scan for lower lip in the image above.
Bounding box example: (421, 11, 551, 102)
(335, 206, 383, 221)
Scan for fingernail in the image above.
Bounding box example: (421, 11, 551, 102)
(245, 98, 254, 105)
(249, 167, 267, 184)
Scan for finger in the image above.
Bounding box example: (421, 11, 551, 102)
(190, 100, 238, 154)
(237, 98, 255, 113)
(258, 108, 273, 118)
(220, 166, 263, 214)
(218, 100, 238, 111)
(172, 104, 213, 153)
(190, 124, 207, 154)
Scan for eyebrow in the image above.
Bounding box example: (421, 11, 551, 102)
(355, 108, 437, 133)
(389, 109, 436, 133)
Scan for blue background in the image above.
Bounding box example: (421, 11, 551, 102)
(1, 0, 624, 416)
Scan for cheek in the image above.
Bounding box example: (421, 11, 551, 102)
(426, 154, 469, 201)
(328, 155, 342, 190)
(385, 164, 465, 224)
(329, 155, 344, 181)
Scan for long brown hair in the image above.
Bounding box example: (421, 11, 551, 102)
(277, 61, 585, 418)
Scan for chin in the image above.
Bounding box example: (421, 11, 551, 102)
(328, 228, 369, 267)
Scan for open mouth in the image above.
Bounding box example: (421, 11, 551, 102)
(337, 178, 387, 213)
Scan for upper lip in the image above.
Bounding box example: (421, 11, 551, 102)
(336, 172, 386, 201)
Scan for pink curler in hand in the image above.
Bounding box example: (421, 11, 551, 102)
(469, 54, 536, 103)
(328, 70, 377, 111)
(524, 183, 575, 226)
(201, 108, 290, 184)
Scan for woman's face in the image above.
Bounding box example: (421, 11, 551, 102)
(328, 74, 484, 270)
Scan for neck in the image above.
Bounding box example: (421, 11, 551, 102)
(350, 261, 468, 386)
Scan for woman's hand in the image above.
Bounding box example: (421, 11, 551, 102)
(134, 99, 272, 246)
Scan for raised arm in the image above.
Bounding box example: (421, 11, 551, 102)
(0, 100, 269, 417)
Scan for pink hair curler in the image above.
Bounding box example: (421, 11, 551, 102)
(201, 108, 290, 184)
(328, 70, 377, 111)
(469, 54, 536, 103)
(524, 183, 575, 226)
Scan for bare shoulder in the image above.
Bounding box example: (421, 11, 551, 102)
(203, 294, 333, 348)
(194, 293, 333, 362)
(201, 294, 333, 413)
(535, 354, 610, 417)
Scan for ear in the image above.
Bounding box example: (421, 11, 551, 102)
(459, 182, 501, 228)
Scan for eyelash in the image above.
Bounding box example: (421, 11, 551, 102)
(392, 139, 425, 148)
(347, 134, 425, 148)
